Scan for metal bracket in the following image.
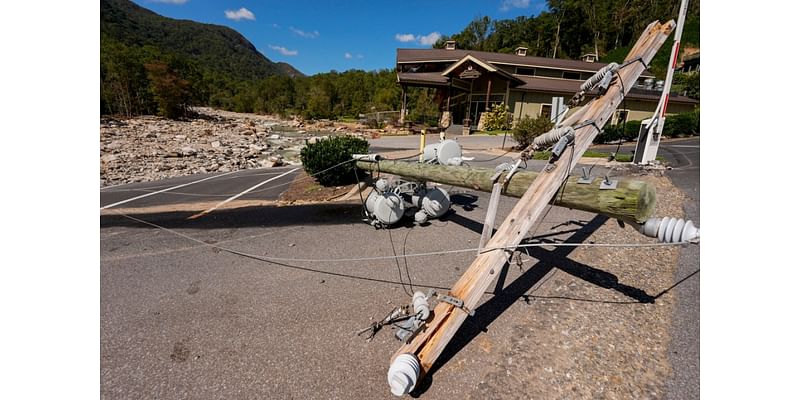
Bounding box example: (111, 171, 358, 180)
(503, 159, 523, 185)
(574, 119, 599, 131)
(577, 167, 594, 184)
(599, 174, 618, 190)
(437, 294, 475, 316)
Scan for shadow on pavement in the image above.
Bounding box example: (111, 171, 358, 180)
(412, 214, 663, 396)
(101, 202, 366, 230)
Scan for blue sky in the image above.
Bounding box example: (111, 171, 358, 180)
(134, 0, 549, 75)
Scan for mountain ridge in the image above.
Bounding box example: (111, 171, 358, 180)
(100, 0, 303, 79)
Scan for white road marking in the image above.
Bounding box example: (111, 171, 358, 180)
(189, 168, 299, 219)
(103, 171, 292, 193)
(663, 145, 700, 148)
(100, 170, 239, 210)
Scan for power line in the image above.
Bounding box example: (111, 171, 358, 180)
(109, 211, 697, 265)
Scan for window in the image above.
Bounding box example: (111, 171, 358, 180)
(562, 71, 581, 80)
(516, 67, 536, 76)
(614, 110, 629, 125)
(540, 104, 552, 119)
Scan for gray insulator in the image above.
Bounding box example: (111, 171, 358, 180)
(420, 187, 450, 218)
(414, 210, 428, 225)
(580, 62, 619, 92)
(423, 139, 462, 165)
(596, 71, 614, 94)
(551, 132, 575, 159)
(641, 217, 700, 243)
(533, 126, 575, 149)
(374, 178, 390, 193)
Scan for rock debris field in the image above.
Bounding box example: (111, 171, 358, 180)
(100, 107, 373, 187)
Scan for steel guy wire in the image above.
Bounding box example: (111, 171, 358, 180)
(109, 211, 696, 266)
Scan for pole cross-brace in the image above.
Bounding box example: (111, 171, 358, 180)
(480, 159, 525, 253)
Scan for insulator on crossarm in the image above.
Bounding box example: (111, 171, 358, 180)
(641, 217, 700, 243)
(579, 62, 619, 92)
(533, 126, 575, 149)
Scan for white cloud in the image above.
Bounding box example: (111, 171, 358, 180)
(357, 54, 364, 59)
(344, 52, 353, 59)
(290, 27, 320, 38)
(395, 33, 416, 43)
(148, 0, 189, 4)
(268, 45, 298, 56)
(395, 32, 441, 46)
(500, 0, 530, 11)
(418, 32, 441, 45)
(224, 7, 255, 21)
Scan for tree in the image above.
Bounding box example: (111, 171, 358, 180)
(144, 61, 193, 118)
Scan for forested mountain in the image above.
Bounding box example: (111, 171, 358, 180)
(101, 0, 302, 80)
(101, 0, 698, 120)
(435, 0, 700, 78)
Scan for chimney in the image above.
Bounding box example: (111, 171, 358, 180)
(445, 40, 456, 50)
(515, 47, 528, 56)
(581, 53, 598, 63)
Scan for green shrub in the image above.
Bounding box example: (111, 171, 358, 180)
(512, 115, 553, 148)
(300, 136, 369, 186)
(595, 119, 642, 144)
(663, 109, 700, 138)
(483, 103, 512, 131)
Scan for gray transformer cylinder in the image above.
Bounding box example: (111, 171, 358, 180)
(365, 191, 405, 225)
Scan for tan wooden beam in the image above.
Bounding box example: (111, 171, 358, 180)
(390, 20, 676, 387)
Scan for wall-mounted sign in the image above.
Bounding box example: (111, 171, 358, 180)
(459, 69, 481, 79)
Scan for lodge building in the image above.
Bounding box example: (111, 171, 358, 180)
(396, 41, 698, 132)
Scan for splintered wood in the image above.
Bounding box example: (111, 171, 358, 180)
(391, 20, 677, 383)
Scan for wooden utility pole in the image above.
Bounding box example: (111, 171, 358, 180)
(355, 160, 656, 225)
(390, 20, 676, 387)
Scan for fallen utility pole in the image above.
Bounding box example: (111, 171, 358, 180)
(356, 160, 656, 225)
(387, 20, 676, 395)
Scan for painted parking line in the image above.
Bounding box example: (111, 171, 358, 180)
(188, 168, 299, 219)
(100, 170, 239, 210)
(103, 170, 295, 194)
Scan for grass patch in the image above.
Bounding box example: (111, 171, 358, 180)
(337, 117, 359, 123)
(304, 183, 322, 193)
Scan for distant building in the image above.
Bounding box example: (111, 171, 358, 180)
(679, 51, 700, 73)
(396, 44, 698, 130)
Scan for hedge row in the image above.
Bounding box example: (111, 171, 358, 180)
(594, 109, 700, 144)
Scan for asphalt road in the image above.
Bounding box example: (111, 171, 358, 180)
(100, 166, 300, 210)
(100, 136, 700, 399)
(662, 137, 701, 400)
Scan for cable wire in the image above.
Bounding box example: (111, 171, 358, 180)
(108, 211, 696, 265)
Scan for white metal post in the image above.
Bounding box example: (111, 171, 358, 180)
(634, 0, 689, 164)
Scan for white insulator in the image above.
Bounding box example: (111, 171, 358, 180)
(412, 291, 430, 321)
(352, 153, 383, 162)
(579, 62, 619, 92)
(641, 217, 700, 243)
(388, 353, 421, 396)
(532, 126, 575, 149)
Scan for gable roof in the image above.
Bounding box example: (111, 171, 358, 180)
(397, 48, 656, 78)
(440, 54, 524, 85)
